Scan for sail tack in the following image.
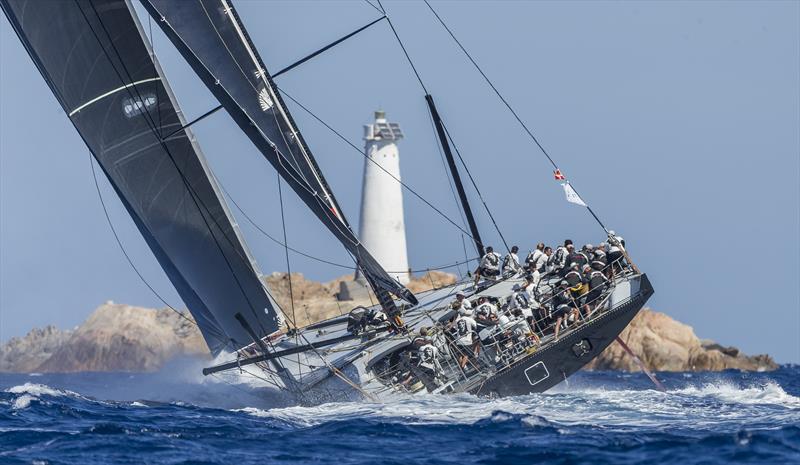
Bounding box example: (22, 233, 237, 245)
(1, 0, 284, 355)
(139, 0, 417, 305)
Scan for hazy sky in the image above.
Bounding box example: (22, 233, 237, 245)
(1, 1, 798, 363)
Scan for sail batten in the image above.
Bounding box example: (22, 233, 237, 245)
(141, 0, 417, 306)
(1, 0, 284, 355)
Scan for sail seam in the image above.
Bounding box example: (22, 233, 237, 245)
(68, 77, 161, 116)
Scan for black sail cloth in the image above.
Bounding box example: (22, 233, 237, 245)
(139, 0, 417, 306)
(1, 0, 284, 355)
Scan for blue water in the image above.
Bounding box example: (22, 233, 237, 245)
(1, 363, 798, 464)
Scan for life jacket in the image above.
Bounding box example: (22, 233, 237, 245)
(513, 291, 530, 309)
(418, 343, 438, 368)
(554, 246, 569, 268)
(482, 252, 500, 269)
(565, 270, 583, 288)
(589, 270, 607, 289)
(566, 251, 587, 268)
(503, 253, 520, 272)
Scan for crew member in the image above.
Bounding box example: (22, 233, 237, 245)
(584, 267, 609, 317)
(502, 246, 522, 276)
(474, 246, 502, 286)
(452, 307, 479, 369)
(552, 240, 572, 273)
(525, 243, 547, 273)
(552, 281, 581, 341)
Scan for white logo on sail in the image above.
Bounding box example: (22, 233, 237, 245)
(258, 87, 274, 111)
(122, 94, 157, 118)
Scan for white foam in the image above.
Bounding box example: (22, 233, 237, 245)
(5, 382, 80, 398)
(671, 381, 800, 408)
(234, 378, 800, 430)
(12, 394, 35, 410)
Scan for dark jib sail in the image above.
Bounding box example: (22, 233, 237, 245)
(139, 0, 417, 306)
(1, 0, 284, 355)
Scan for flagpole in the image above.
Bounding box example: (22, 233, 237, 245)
(555, 171, 640, 274)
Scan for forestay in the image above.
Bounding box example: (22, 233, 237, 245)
(0, 0, 284, 355)
(139, 0, 417, 306)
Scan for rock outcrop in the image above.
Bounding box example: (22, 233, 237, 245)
(0, 325, 73, 372)
(584, 309, 777, 372)
(0, 274, 776, 373)
(15, 302, 209, 373)
(264, 271, 457, 327)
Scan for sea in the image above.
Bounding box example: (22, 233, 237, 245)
(1, 362, 798, 465)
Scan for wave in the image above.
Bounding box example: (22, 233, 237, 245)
(670, 381, 800, 408)
(233, 378, 800, 431)
(4, 382, 101, 411)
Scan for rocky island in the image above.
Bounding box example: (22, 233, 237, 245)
(0, 272, 777, 373)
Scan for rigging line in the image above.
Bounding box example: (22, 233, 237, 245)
(276, 86, 476, 241)
(147, 14, 163, 138)
(440, 119, 510, 253)
(422, 0, 556, 171)
(423, 0, 609, 233)
(161, 104, 223, 141)
(426, 106, 469, 233)
(376, 0, 428, 94)
(276, 174, 297, 332)
(88, 153, 228, 344)
(425, 104, 471, 277)
(218, 181, 352, 270)
(276, 175, 304, 382)
(82, 0, 270, 338)
(271, 15, 387, 79)
(376, 1, 509, 252)
(362, 0, 384, 14)
(198, 0, 355, 242)
(224, 176, 478, 272)
(215, 0, 345, 224)
(219, 170, 481, 273)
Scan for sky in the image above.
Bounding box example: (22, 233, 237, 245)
(1, 1, 798, 363)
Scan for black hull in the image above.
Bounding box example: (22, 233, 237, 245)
(473, 274, 654, 397)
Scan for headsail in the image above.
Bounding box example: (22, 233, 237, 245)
(139, 0, 417, 306)
(1, 0, 284, 355)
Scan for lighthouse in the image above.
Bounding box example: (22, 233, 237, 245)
(357, 110, 410, 284)
(338, 110, 410, 301)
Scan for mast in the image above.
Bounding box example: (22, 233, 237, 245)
(138, 0, 418, 310)
(0, 0, 285, 355)
(425, 94, 485, 258)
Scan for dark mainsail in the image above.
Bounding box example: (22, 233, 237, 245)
(139, 0, 417, 306)
(1, 0, 285, 355)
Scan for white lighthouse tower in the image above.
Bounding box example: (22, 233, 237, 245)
(356, 110, 410, 285)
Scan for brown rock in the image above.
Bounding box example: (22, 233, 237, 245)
(1, 275, 777, 374)
(35, 303, 208, 373)
(0, 325, 73, 372)
(264, 271, 458, 328)
(584, 308, 778, 372)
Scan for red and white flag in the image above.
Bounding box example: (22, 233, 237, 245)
(553, 169, 565, 180)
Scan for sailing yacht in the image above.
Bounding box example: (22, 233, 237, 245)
(1, 0, 653, 401)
